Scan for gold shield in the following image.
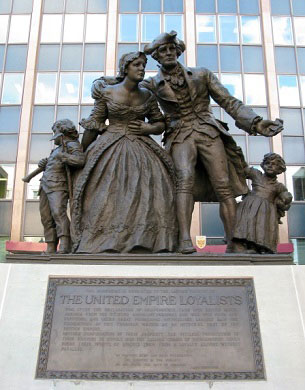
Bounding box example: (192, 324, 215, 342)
(196, 235, 206, 249)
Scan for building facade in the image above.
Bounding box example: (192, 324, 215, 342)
(0, 0, 304, 262)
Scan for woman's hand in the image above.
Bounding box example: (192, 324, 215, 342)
(128, 120, 154, 136)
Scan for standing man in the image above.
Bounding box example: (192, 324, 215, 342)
(142, 31, 283, 254)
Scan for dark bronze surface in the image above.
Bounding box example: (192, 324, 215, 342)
(36, 277, 265, 380)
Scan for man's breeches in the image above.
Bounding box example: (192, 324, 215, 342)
(171, 132, 234, 202)
(39, 189, 70, 242)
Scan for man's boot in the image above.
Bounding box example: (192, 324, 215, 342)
(58, 236, 71, 254)
(176, 192, 196, 254)
(45, 242, 57, 253)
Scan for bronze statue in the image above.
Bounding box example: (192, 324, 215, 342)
(139, 31, 283, 254)
(36, 119, 85, 253)
(71, 52, 178, 253)
(233, 153, 292, 254)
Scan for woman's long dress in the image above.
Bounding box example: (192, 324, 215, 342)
(71, 88, 178, 253)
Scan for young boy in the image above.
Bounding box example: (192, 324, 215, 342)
(38, 119, 85, 254)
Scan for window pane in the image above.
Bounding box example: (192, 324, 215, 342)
(278, 75, 300, 106)
(164, 15, 183, 39)
(35, 73, 57, 104)
(254, 106, 268, 119)
(221, 73, 243, 100)
(141, 14, 160, 42)
(32, 106, 55, 133)
(43, 0, 64, 13)
(117, 43, 138, 67)
(0, 134, 18, 161)
(38, 44, 60, 71)
(29, 134, 53, 163)
(119, 14, 138, 42)
(82, 73, 99, 103)
(223, 110, 244, 134)
(41, 15, 62, 43)
(84, 44, 105, 71)
(196, 15, 216, 43)
(81, 105, 94, 121)
(61, 44, 82, 71)
(87, 0, 108, 13)
(86, 14, 106, 42)
(24, 202, 44, 236)
(0, 0, 12, 14)
(119, 0, 138, 12)
(272, 16, 293, 44)
(219, 16, 238, 43)
(292, 0, 305, 15)
(286, 166, 305, 201)
(271, 0, 291, 15)
(140, 43, 158, 70)
(56, 105, 79, 125)
(233, 135, 247, 158)
(58, 73, 80, 103)
(294, 17, 305, 45)
(66, 0, 86, 13)
(280, 108, 303, 135)
(301, 76, 305, 103)
(248, 136, 270, 163)
(288, 204, 305, 237)
(0, 15, 9, 43)
(63, 15, 84, 43)
(0, 201, 12, 235)
(292, 239, 305, 265)
(26, 164, 42, 199)
(239, 0, 259, 15)
(197, 45, 218, 71)
(164, 0, 183, 12)
(220, 46, 240, 72)
(244, 74, 266, 105)
(1, 73, 24, 104)
(241, 16, 261, 44)
(0, 45, 4, 69)
(283, 136, 305, 163)
(297, 47, 305, 74)
(242, 46, 264, 72)
(218, 0, 236, 13)
(8, 15, 30, 43)
(0, 106, 20, 132)
(141, 0, 161, 12)
(212, 106, 221, 119)
(0, 164, 14, 199)
(201, 203, 224, 237)
(5, 44, 27, 71)
(275, 47, 296, 73)
(12, 0, 33, 13)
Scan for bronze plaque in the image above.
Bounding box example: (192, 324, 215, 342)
(36, 277, 265, 380)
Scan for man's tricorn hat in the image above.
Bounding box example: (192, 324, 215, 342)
(143, 30, 186, 55)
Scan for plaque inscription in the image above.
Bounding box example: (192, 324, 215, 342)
(36, 277, 265, 380)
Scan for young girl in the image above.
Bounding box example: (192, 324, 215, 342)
(233, 153, 292, 254)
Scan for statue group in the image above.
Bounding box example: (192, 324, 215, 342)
(26, 31, 292, 255)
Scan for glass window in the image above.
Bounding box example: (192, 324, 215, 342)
(164, 15, 183, 39)
(212, 106, 221, 119)
(1, 73, 24, 104)
(0, 45, 4, 69)
(221, 73, 243, 101)
(0, 201, 12, 235)
(35, 73, 57, 104)
(56, 105, 79, 125)
(201, 203, 224, 237)
(197, 45, 218, 71)
(300, 76, 305, 103)
(218, 0, 236, 13)
(292, 0, 305, 15)
(288, 204, 305, 237)
(84, 44, 105, 71)
(63, 14, 84, 42)
(241, 16, 261, 44)
(286, 166, 305, 201)
(119, 0, 138, 12)
(38, 44, 60, 71)
(86, 14, 107, 43)
(0, 0, 12, 14)
(239, 0, 259, 15)
(141, 0, 161, 12)
(0, 164, 14, 199)
(248, 136, 270, 163)
(41, 15, 62, 43)
(275, 47, 296, 73)
(26, 164, 42, 200)
(271, 0, 291, 15)
(5, 44, 27, 71)
(29, 134, 53, 163)
(119, 14, 138, 42)
(294, 17, 305, 45)
(242, 46, 264, 73)
(8, 15, 30, 43)
(219, 15, 238, 43)
(297, 47, 305, 74)
(82, 72, 99, 103)
(0, 134, 18, 161)
(32, 106, 55, 133)
(164, 0, 183, 13)
(283, 136, 305, 163)
(43, 0, 64, 13)
(12, 0, 33, 13)
(0, 106, 20, 132)
(196, 15, 216, 43)
(142, 14, 160, 42)
(65, 0, 86, 13)
(278, 75, 300, 106)
(87, 0, 108, 13)
(233, 135, 247, 158)
(81, 105, 94, 121)
(244, 74, 266, 105)
(223, 110, 244, 134)
(280, 108, 303, 135)
(140, 43, 158, 70)
(0, 15, 9, 43)
(58, 73, 80, 104)
(196, 0, 215, 13)
(291, 239, 305, 265)
(24, 201, 44, 236)
(61, 44, 82, 71)
(220, 46, 240, 72)
(272, 16, 293, 44)
(117, 43, 138, 66)
(254, 106, 268, 119)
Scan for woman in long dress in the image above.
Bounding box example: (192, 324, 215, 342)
(71, 52, 178, 253)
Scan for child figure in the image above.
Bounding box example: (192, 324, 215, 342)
(233, 153, 292, 254)
(38, 119, 85, 254)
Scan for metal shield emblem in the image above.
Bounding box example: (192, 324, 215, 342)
(196, 235, 206, 249)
